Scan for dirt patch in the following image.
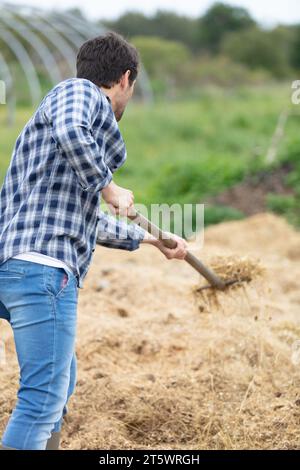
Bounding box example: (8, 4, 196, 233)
(207, 163, 295, 216)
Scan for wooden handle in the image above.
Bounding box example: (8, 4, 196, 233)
(128, 209, 226, 290)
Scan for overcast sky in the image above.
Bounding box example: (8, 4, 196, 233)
(4, 0, 300, 25)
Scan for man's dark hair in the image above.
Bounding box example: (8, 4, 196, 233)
(76, 32, 139, 89)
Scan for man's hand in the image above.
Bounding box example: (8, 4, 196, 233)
(142, 232, 188, 260)
(102, 181, 134, 216)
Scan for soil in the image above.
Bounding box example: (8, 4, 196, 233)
(207, 163, 295, 216)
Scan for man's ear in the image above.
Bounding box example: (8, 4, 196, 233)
(120, 70, 131, 90)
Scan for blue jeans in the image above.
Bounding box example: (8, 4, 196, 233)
(0, 258, 78, 449)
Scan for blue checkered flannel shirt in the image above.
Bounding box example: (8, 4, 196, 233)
(0, 78, 146, 288)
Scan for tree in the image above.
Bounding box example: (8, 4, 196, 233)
(101, 12, 153, 38)
(102, 10, 198, 50)
(149, 10, 198, 50)
(291, 24, 300, 69)
(197, 2, 255, 53)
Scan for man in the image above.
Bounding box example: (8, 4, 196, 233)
(0, 32, 187, 450)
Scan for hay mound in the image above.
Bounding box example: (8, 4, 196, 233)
(1, 212, 300, 450)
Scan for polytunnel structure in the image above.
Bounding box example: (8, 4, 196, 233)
(0, 2, 153, 125)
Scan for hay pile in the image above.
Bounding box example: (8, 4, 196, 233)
(0, 212, 300, 450)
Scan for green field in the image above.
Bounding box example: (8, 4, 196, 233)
(1, 84, 299, 229)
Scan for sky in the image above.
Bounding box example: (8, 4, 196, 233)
(4, 0, 300, 25)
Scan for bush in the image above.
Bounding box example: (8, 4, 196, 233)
(267, 194, 300, 226)
(131, 36, 191, 96)
(222, 27, 293, 78)
(180, 55, 271, 88)
(204, 204, 244, 225)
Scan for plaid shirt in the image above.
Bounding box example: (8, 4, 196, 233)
(0, 78, 146, 289)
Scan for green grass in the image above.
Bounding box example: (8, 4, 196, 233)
(1, 83, 300, 229)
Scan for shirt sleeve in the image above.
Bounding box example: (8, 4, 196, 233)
(44, 79, 113, 193)
(96, 210, 146, 251)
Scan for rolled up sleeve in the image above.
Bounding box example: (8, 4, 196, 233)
(96, 210, 146, 251)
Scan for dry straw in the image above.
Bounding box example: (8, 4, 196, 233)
(193, 255, 266, 310)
